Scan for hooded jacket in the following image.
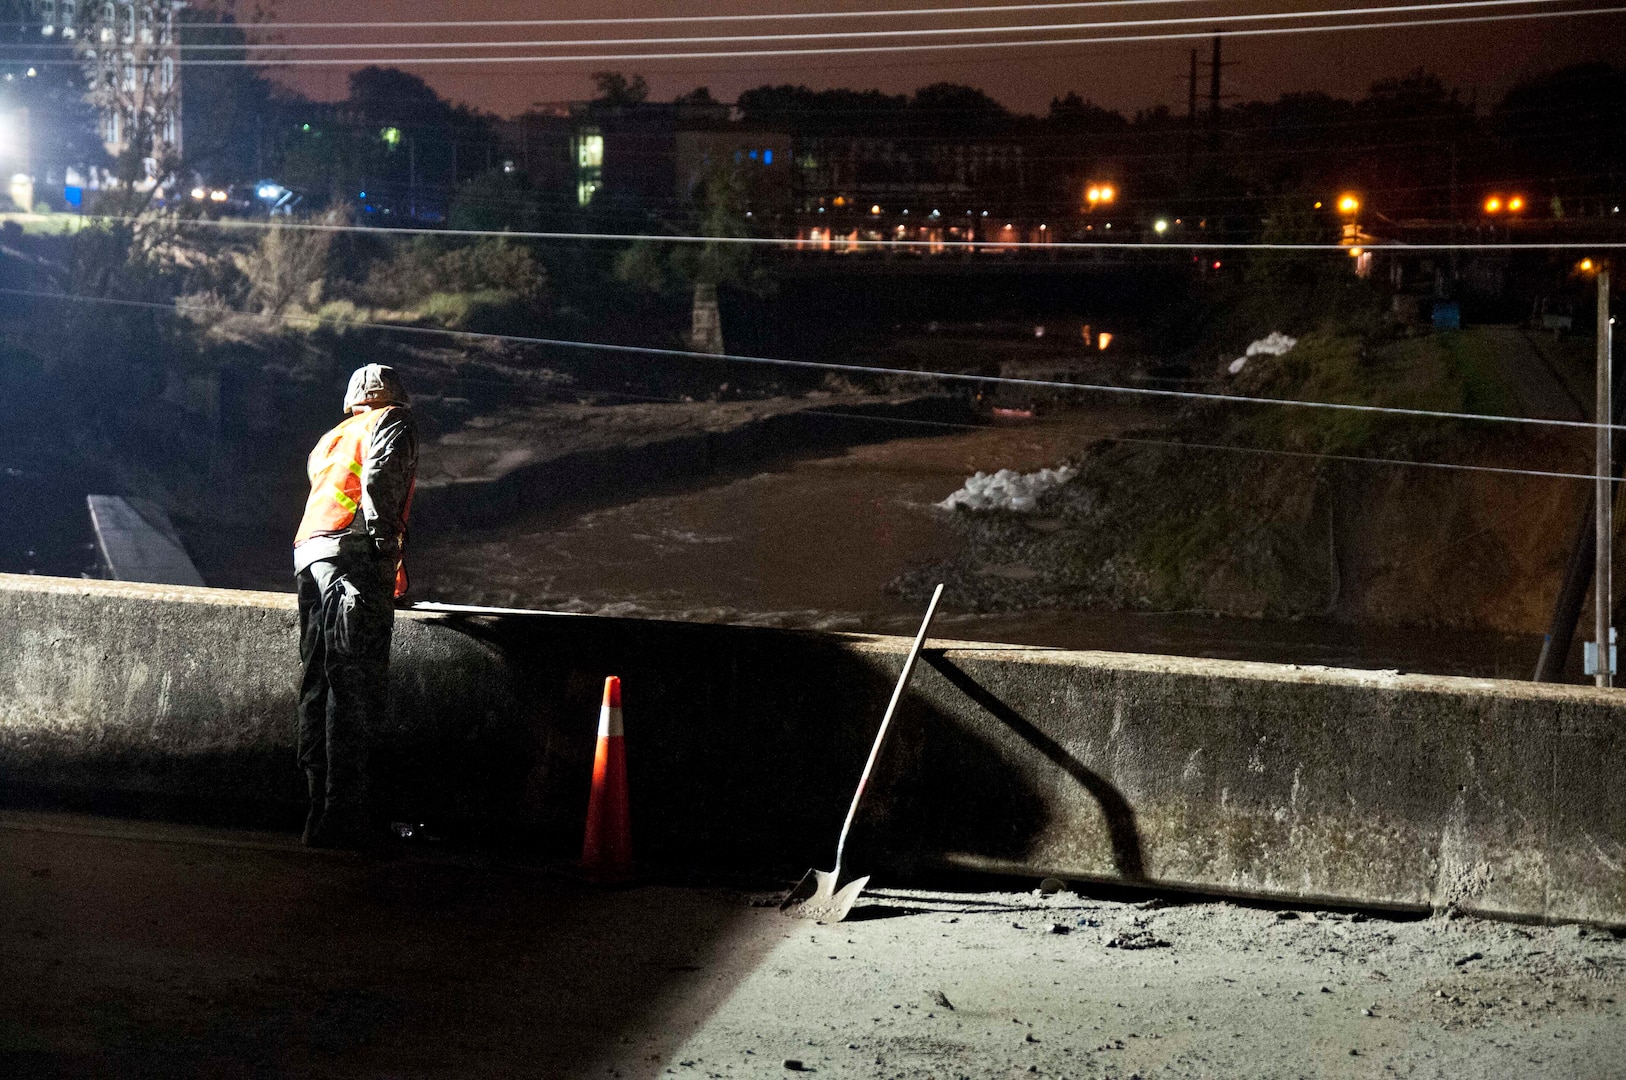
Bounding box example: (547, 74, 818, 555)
(294, 365, 419, 580)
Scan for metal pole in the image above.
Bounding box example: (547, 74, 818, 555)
(1209, 35, 1221, 119)
(1597, 267, 1613, 688)
(1534, 502, 1595, 681)
(1186, 49, 1197, 181)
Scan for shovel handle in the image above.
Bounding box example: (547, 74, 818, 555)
(831, 582, 945, 877)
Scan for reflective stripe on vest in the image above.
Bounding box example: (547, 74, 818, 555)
(294, 408, 393, 545)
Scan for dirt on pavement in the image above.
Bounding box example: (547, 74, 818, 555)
(3, 811, 1622, 1079)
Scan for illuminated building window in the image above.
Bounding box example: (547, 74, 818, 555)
(576, 132, 603, 169)
(574, 130, 603, 206)
(160, 55, 172, 90)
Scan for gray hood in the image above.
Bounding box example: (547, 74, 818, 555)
(343, 364, 410, 412)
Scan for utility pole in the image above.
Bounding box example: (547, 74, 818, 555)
(1208, 34, 1222, 119)
(1186, 48, 1197, 181)
(408, 136, 417, 220)
(1598, 266, 1615, 687)
(1206, 34, 1232, 155)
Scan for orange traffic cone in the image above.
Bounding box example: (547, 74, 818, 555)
(580, 675, 633, 881)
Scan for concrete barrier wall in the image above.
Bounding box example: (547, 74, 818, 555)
(0, 576, 538, 827)
(2, 573, 1623, 926)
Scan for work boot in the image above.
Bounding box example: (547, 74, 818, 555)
(301, 771, 325, 847)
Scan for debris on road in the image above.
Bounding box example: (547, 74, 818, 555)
(10, 819, 1626, 1080)
(1106, 929, 1172, 950)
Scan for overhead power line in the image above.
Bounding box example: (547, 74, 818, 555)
(1100, 434, 1612, 483)
(0, 316, 1599, 487)
(299, 363, 1617, 486)
(1, 284, 1619, 436)
(311, 366, 1617, 486)
(78, 214, 1626, 253)
(171, 0, 1576, 50)
(102, 4, 1620, 65)
(198, 0, 1309, 30)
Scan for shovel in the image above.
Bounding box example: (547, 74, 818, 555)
(781, 582, 946, 922)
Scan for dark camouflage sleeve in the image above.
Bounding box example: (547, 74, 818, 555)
(358, 407, 418, 561)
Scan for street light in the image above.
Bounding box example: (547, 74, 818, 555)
(1508, 195, 1525, 212)
(1484, 196, 1503, 214)
(1337, 193, 1360, 215)
(1153, 218, 1169, 234)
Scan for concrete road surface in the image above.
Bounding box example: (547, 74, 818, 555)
(2, 811, 1622, 1079)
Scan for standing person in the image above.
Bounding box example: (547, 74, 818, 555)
(293, 364, 418, 849)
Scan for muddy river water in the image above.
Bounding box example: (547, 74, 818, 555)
(422, 407, 1546, 680)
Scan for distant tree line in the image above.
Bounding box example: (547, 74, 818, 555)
(130, 12, 1626, 234)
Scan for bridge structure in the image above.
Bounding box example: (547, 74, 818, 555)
(2, 571, 1622, 927)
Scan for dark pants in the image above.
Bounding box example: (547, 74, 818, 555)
(296, 557, 395, 822)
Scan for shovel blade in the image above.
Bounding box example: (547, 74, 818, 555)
(780, 868, 871, 922)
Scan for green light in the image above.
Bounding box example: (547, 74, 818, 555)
(381, 127, 402, 148)
(301, 123, 310, 132)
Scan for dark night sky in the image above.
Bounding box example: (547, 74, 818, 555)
(261, 0, 1626, 116)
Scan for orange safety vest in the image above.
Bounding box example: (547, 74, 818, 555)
(295, 407, 414, 597)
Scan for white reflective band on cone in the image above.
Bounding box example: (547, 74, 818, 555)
(598, 705, 623, 739)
